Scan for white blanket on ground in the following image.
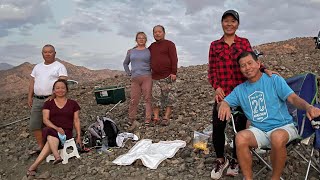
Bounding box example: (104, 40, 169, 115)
(112, 139, 186, 169)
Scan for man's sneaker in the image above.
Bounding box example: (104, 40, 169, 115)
(211, 157, 229, 179)
(226, 158, 239, 177)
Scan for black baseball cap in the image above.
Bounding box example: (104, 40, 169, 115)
(222, 10, 239, 22)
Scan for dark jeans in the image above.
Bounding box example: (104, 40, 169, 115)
(212, 103, 247, 159)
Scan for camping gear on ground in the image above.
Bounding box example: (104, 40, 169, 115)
(82, 101, 121, 149)
(112, 139, 186, 169)
(253, 49, 263, 57)
(314, 31, 320, 49)
(0, 117, 29, 129)
(230, 73, 320, 180)
(193, 131, 210, 151)
(116, 132, 139, 148)
(94, 85, 126, 105)
(83, 116, 120, 148)
(46, 138, 80, 164)
(66, 79, 78, 85)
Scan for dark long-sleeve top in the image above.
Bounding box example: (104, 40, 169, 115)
(149, 39, 178, 80)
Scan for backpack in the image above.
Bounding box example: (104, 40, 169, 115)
(83, 116, 120, 148)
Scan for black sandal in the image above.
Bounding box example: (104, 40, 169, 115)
(126, 120, 134, 127)
(26, 169, 36, 177)
(53, 157, 63, 165)
(153, 118, 161, 125)
(145, 119, 151, 127)
(29, 149, 41, 155)
(160, 118, 170, 126)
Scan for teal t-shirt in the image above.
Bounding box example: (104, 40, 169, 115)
(225, 73, 294, 132)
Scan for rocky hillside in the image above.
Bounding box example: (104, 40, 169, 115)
(0, 37, 319, 180)
(0, 59, 123, 99)
(255, 37, 320, 78)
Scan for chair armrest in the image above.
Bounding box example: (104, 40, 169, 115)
(311, 120, 320, 129)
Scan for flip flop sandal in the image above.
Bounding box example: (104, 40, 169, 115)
(26, 169, 36, 177)
(53, 157, 63, 165)
(125, 121, 133, 127)
(145, 119, 151, 127)
(153, 118, 161, 125)
(160, 118, 170, 126)
(29, 149, 41, 155)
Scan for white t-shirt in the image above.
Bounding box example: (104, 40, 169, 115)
(31, 61, 68, 95)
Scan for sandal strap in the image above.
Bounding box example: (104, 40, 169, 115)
(161, 118, 170, 126)
(27, 169, 36, 176)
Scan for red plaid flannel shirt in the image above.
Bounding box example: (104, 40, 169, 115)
(208, 35, 252, 96)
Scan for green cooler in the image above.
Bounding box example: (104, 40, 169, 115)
(94, 86, 126, 105)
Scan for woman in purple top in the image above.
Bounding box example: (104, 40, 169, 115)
(27, 79, 81, 177)
(123, 32, 152, 131)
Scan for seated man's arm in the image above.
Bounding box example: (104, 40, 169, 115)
(218, 86, 241, 121)
(287, 93, 320, 120)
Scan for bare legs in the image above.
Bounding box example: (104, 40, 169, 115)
(33, 129, 44, 149)
(153, 107, 160, 120)
(236, 130, 257, 180)
(236, 129, 289, 180)
(153, 106, 172, 120)
(269, 130, 289, 180)
(28, 135, 60, 171)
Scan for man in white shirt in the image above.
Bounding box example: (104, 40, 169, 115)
(28, 44, 68, 152)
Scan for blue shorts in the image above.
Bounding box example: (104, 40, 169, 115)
(248, 123, 299, 149)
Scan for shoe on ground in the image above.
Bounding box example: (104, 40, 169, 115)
(211, 157, 229, 179)
(226, 158, 239, 177)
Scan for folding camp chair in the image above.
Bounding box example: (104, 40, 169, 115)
(231, 73, 320, 179)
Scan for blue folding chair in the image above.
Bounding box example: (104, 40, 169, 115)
(285, 73, 320, 179)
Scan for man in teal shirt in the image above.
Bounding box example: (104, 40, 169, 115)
(218, 51, 320, 180)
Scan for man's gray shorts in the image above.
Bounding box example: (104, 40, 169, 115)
(30, 98, 45, 131)
(248, 123, 299, 149)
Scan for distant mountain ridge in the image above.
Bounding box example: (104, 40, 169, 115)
(0, 63, 14, 71)
(0, 58, 124, 99)
(1, 37, 319, 100)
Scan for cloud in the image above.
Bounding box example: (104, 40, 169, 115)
(62, 50, 125, 70)
(0, 44, 41, 65)
(181, 0, 224, 15)
(73, 0, 105, 8)
(0, 0, 53, 37)
(2, 0, 320, 70)
(233, 0, 320, 45)
(59, 8, 111, 37)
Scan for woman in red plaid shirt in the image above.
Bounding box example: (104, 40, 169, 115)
(208, 10, 275, 179)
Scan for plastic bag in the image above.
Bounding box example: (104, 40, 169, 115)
(193, 131, 210, 151)
(202, 124, 213, 136)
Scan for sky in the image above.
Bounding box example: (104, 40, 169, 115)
(1, 0, 320, 70)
